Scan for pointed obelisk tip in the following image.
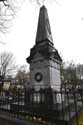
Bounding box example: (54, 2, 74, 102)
(40, 5, 46, 10)
(36, 3, 53, 44)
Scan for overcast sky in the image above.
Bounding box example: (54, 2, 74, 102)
(0, 0, 83, 67)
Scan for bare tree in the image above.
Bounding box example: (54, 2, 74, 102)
(0, 51, 17, 79)
(61, 61, 78, 85)
(15, 65, 30, 87)
(29, 0, 60, 6)
(0, 0, 15, 32)
(0, 0, 24, 33)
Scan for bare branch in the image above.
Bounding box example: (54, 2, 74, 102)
(0, 0, 24, 32)
(29, 0, 60, 6)
(0, 51, 17, 79)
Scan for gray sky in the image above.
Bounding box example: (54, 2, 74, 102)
(0, 0, 83, 67)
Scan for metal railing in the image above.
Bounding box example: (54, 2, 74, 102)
(0, 87, 82, 125)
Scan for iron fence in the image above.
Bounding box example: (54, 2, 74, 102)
(0, 87, 82, 125)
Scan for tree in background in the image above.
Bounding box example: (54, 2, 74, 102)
(76, 64, 83, 80)
(0, 0, 24, 33)
(0, 0, 15, 32)
(0, 51, 17, 79)
(15, 65, 30, 87)
(61, 61, 78, 85)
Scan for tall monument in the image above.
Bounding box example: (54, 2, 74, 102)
(26, 5, 62, 92)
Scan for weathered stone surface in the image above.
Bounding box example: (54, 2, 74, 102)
(26, 5, 62, 105)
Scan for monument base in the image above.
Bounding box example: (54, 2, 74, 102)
(25, 88, 83, 125)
